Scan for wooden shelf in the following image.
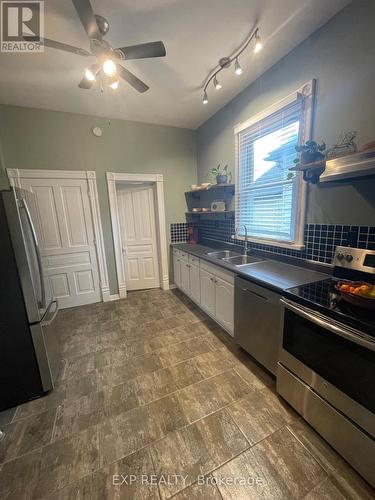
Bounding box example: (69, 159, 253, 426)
(185, 210, 235, 217)
(185, 183, 235, 195)
(289, 160, 326, 172)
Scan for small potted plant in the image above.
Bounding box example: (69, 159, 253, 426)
(294, 140, 326, 167)
(293, 140, 326, 184)
(208, 163, 231, 184)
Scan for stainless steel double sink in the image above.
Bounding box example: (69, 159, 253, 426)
(206, 250, 263, 267)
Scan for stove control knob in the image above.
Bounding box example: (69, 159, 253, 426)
(337, 253, 345, 260)
(345, 254, 353, 262)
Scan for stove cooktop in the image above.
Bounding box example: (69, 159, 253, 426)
(285, 278, 375, 337)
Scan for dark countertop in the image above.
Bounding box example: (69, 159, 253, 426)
(172, 243, 330, 292)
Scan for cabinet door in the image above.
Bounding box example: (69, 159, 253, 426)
(173, 255, 181, 288)
(215, 276, 234, 336)
(180, 261, 190, 294)
(189, 263, 200, 304)
(200, 268, 215, 316)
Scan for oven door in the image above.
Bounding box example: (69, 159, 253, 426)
(279, 298, 375, 438)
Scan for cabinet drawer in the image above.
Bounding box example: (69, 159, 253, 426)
(189, 254, 200, 266)
(200, 260, 234, 285)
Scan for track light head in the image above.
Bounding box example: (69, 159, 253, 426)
(203, 91, 208, 104)
(234, 58, 242, 75)
(254, 31, 262, 54)
(213, 75, 222, 90)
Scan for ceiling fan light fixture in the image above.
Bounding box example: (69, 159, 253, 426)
(109, 77, 119, 89)
(213, 75, 222, 90)
(85, 68, 96, 81)
(234, 58, 242, 75)
(103, 59, 117, 76)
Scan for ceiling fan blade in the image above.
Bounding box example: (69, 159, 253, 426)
(78, 64, 99, 89)
(72, 0, 101, 39)
(116, 41, 166, 60)
(28, 37, 91, 56)
(117, 65, 149, 93)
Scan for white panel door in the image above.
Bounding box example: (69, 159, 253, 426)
(215, 276, 234, 336)
(20, 177, 101, 308)
(200, 268, 215, 316)
(117, 185, 159, 291)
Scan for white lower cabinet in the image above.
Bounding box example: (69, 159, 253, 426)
(173, 249, 234, 336)
(180, 260, 190, 294)
(215, 276, 234, 335)
(189, 263, 201, 304)
(200, 268, 216, 316)
(173, 254, 181, 288)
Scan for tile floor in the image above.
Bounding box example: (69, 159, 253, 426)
(0, 288, 373, 499)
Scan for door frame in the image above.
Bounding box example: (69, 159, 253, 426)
(7, 168, 110, 302)
(106, 172, 169, 298)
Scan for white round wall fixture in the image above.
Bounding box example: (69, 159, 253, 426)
(92, 126, 102, 137)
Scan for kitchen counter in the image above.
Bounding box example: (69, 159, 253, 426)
(172, 243, 330, 292)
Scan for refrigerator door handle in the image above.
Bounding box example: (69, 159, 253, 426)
(41, 299, 58, 326)
(21, 197, 47, 309)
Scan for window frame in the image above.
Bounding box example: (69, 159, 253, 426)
(234, 80, 315, 250)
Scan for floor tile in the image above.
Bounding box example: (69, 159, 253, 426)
(14, 372, 98, 420)
(49, 448, 160, 500)
(169, 358, 205, 389)
(178, 369, 252, 423)
(99, 393, 189, 466)
(213, 427, 326, 499)
(34, 426, 99, 498)
(58, 353, 96, 382)
(150, 408, 249, 498)
(136, 367, 179, 405)
(0, 449, 41, 500)
(0, 409, 55, 463)
(227, 387, 295, 445)
(52, 392, 104, 442)
(172, 479, 222, 499)
(193, 348, 235, 378)
(305, 469, 375, 499)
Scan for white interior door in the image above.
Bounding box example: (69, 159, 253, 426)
(117, 184, 160, 291)
(19, 177, 101, 309)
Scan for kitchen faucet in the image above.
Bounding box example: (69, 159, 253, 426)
(235, 225, 248, 256)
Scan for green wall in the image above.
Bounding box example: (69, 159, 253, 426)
(0, 105, 197, 294)
(197, 0, 375, 225)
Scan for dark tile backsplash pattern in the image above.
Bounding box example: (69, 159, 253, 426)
(170, 222, 375, 264)
(170, 223, 189, 243)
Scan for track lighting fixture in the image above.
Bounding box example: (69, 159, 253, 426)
(213, 75, 222, 90)
(234, 58, 242, 75)
(254, 31, 263, 54)
(202, 27, 263, 104)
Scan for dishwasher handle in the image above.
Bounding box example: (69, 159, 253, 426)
(242, 288, 269, 301)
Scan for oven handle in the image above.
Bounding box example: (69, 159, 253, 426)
(281, 297, 375, 352)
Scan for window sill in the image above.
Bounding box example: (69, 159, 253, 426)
(232, 235, 305, 251)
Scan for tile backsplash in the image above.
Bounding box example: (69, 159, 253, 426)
(170, 221, 375, 264)
(170, 223, 189, 243)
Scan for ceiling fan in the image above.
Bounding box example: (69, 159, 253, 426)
(26, 0, 166, 93)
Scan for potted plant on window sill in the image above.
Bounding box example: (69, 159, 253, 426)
(208, 164, 232, 185)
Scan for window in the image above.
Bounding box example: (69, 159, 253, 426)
(235, 85, 313, 248)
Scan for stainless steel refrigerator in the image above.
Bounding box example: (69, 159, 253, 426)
(0, 187, 60, 410)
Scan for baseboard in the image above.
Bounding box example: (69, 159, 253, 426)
(169, 283, 177, 289)
(109, 294, 120, 301)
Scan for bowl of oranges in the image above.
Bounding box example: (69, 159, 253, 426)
(335, 281, 375, 310)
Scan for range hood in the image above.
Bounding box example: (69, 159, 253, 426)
(320, 149, 375, 182)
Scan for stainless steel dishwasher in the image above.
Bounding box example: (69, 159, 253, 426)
(234, 276, 282, 375)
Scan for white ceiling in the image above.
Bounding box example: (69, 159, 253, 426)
(0, 0, 350, 129)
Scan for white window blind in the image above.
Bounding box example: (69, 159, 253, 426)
(236, 98, 303, 244)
